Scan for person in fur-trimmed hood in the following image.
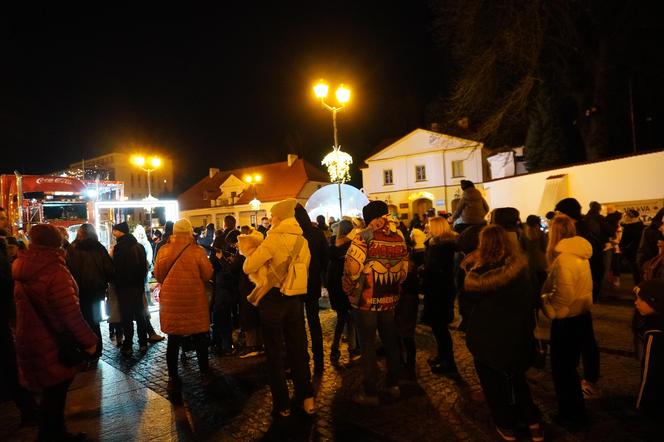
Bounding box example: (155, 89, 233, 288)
(462, 224, 543, 441)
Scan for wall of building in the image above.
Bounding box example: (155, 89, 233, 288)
(483, 151, 664, 217)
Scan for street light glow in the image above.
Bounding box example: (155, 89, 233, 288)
(336, 85, 351, 104)
(131, 155, 146, 167)
(150, 157, 162, 168)
(314, 81, 329, 99)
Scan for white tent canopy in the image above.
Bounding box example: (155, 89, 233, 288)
(304, 184, 369, 221)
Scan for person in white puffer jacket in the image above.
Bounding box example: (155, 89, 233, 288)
(541, 214, 596, 426)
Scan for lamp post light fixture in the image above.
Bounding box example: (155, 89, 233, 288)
(313, 79, 352, 219)
(131, 155, 162, 200)
(244, 174, 262, 225)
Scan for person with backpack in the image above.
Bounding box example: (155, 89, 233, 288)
(66, 224, 114, 362)
(242, 198, 315, 418)
(343, 201, 409, 405)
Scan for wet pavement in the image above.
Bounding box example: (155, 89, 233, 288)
(1, 287, 662, 441)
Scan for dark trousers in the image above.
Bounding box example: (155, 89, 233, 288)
(212, 288, 235, 349)
(354, 309, 401, 395)
(166, 333, 209, 378)
(258, 289, 313, 412)
(431, 321, 455, 364)
(38, 378, 73, 441)
(474, 359, 540, 429)
(332, 309, 357, 352)
(117, 286, 147, 348)
(0, 324, 35, 417)
(550, 313, 596, 420)
(80, 298, 102, 358)
(305, 296, 324, 370)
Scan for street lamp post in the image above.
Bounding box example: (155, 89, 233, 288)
(131, 154, 162, 228)
(314, 80, 352, 220)
(244, 174, 262, 226)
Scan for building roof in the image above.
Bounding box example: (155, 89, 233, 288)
(178, 157, 330, 211)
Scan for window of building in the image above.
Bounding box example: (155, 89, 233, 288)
(415, 165, 426, 181)
(452, 160, 464, 178)
(383, 169, 393, 185)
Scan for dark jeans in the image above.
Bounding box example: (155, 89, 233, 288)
(117, 286, 147, 348)
(213, 288, 235, 350)
(550, 313, 597, 420)
(80, 298, 102, 358)
(38, 378, 73, 441)
(166, 333, 209, 378)
(305, 296, 324, 370)
(431, 321, 454, 364)
(332, 308, 357, 352)
(354, 309, 401, 395)
(0, 324, 36, 417)
(474, 359, 540, 429)
(258, 289, 313, 412)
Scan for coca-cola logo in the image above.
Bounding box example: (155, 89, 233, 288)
(35, 177, 75, 185)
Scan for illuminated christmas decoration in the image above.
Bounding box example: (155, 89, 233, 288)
(322, 146, 353, 184)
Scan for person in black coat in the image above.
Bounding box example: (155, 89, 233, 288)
(210, 233, 240, 354)
(620, 209, 645, 284)
(326, 219, 358, 364)
(66, 224, 114, 360)
(111, 222, 149, 356)
(421, 217, 459, 375)
(154, 221, 174, 261)
(295, 203, 329, 375)
(462, 225, 543, 441)
(637, 208, 664, 273)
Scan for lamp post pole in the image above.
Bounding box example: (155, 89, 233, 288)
(245, 174, 262, 227)
(314, 81, 351, 221)
(131, 155, 162, 228)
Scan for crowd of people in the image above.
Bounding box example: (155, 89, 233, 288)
(1, 183, 663, 441)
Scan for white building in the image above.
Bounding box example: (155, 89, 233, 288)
(361, 128, 485, 222)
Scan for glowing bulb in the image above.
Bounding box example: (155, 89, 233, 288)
(131, 155, 146, 167)
(150, 157, 161, 168)
(313, 81, 329, 99)
(336, 85, 351, 104)
(244, 175, 253, 183)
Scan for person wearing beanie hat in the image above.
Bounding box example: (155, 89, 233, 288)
(362, 200, 388, 225)
(112, 222, 130, 235)
(633, 279, 664, 413)
(154, 217, 214, 389)
(243, 197, 315, 416)
(270, 198, 298, 222)
(451, 181, 490, 233)
(173, 218, 193, 235)
(12, 225, 98, 440)
(343, 199, 409, 404)
(29, 224, 64, 249)
(111, 222, 149, 356)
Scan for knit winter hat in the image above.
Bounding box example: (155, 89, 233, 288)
(29, 224, 62, 249)
(555, 198, 583, 221)
(270, 198, 297, 221)
(337, 219, 354, 237)
(112, 222, 130, 235)
(362, 200, 388, 225)
(173, 218, 193, 235)
(636, 279, 664, 314)
(460, 180, 474, 190)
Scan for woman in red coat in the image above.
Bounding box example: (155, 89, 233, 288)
(13, 224, 97, 441)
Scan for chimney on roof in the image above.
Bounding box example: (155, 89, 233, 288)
(287, 154, 298, 167)
(430, 122, 440, 132)
(209, 168, 219, 178)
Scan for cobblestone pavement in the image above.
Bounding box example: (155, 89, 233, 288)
(99, 295, 658, 441)
(2, 295, 661, 441)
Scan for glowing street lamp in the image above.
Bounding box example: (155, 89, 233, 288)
(313, 79, 352, 219)
(244, 174, 262, 225)
(131, 154, 162, 200)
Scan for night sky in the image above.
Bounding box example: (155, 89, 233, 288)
(1, 3, 445, 192)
